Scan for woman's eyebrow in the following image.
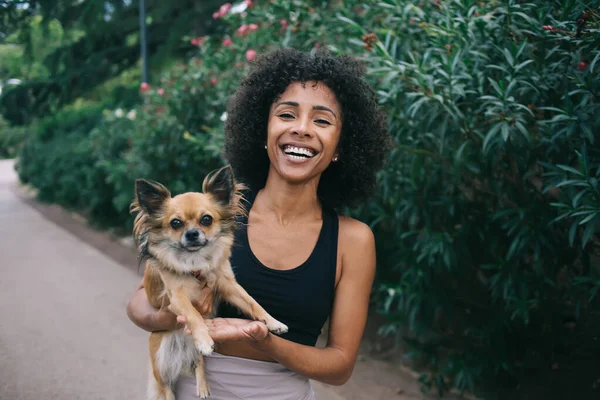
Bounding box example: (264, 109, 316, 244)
(275, 101, 337, 119)
(313, 105, 337, 119)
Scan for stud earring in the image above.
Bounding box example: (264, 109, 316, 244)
(264, 144, 267, 150)
(332, 156, 339, 162)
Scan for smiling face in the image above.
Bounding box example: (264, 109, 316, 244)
(266, 81, 342, 185)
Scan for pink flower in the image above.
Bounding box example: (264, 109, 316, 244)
(140, 82, 151, 93)
(157, 88, 165, 96)
(213, 11, 220, 19)
(219, 3, 231, 15)
(190, 37, 205, 46)
(246, 49, 257, 62)
(210, 78, 218, 86)
(542, 25, 554, 31)
(244, 0, 253, 7)
(237, 24, 249, 36)
(222, 38, 233, 47)
(248, 23, 259, 31)
(280, 19, 288, 29)
(577, 61, 588, 71)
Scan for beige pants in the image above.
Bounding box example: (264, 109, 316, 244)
(175, 352, 315, 400)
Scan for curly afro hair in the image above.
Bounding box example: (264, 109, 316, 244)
(224, 47, 394, 210)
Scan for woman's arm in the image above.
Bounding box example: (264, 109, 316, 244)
(126, 280, 180, 332)
(126, 280, 214, 332)
(202, 218, 376, 386)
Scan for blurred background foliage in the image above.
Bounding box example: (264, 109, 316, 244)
(1, 0, 599, 398)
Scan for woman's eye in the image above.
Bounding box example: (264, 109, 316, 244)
(315, 119, 331, 125)
(200, 215, 213, 227)
(170, 219, 183, 229)
(279, 113, 294, 119)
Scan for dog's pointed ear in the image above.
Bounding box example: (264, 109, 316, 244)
(135, 179, 170, 215)
(203, 165, 234, 205)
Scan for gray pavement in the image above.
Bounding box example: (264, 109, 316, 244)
(0, 159, 345, 400)
(0, 159, 148, 399)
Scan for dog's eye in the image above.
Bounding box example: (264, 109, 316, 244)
(170, 219, 183, 229)
(200, 215, 213, 227)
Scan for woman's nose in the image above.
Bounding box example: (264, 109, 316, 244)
(293, 117, 312, 137)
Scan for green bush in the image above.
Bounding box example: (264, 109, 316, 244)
(341, 0, 600, 397)
(0, 116, 27, 159)
(17, 103, 105, 210)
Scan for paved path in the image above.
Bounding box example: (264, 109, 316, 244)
(0, 159, 150, 399)
(0, 159, 350, 400)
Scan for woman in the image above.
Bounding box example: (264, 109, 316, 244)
(126, 47, 393, 399)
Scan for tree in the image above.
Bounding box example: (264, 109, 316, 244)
(0, 0, 223, 124)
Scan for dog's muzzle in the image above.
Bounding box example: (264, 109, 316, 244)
(182, 229, 207, 250)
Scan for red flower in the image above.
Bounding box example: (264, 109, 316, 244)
(190, 37, 205, 46)
(140, 82, 151, 93)
(249, 23, 259, 31)
(223, 38, 233, 47)
(280, 19, 288, 29)
(246, 49, 257, 62)
(157, 88, 165, 96)
(577, 61, 588, 71)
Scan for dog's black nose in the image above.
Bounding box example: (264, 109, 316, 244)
(185, 230, 200, 241)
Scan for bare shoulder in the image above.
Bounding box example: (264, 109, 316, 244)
(337, 215, 376, 276)
(338, 215, 375, 248)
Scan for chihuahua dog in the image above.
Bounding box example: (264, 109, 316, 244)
(131, 165, 288, 400)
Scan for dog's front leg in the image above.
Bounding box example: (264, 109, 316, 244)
(195, 356, 210, 399)
(168, 289, 215, 356)
(216, 267, 288, 335)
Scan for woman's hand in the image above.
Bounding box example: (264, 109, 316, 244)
(177, 316, 269, 342)
(127, 283, 214, 332)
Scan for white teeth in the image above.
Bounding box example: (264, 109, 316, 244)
(283, 145, 315, 158)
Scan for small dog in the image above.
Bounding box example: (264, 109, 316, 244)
(131, 165, 288, 400)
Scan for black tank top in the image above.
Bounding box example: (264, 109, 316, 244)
(216, 191, 338, 346)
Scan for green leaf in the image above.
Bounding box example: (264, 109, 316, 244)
(514, 59, 534, 73)
(573, 189, 589, 208)
(590, 51, 600, 74)
(483, 122, 504, 153)
(503, 48, 514, 66)
(582, 219, 597, 248)
(557, 165, 584, 176)
(579, 212, 598, 226)
(336, 14, 364, 32)
(569, 223, 578, 247)
(501, 123, 510, 141)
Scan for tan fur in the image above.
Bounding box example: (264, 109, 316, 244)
(131, 166, 287, 399)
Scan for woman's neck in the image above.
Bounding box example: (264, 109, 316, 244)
(253, 170, 322, 226)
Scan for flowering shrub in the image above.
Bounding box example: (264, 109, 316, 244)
(15, 0, 600, 397)
(343, 0, 600, 396)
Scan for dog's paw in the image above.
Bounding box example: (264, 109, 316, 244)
(194, 336, 215, 356)
(264, 318, 288, 335)
(196, 383, 210, 398)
